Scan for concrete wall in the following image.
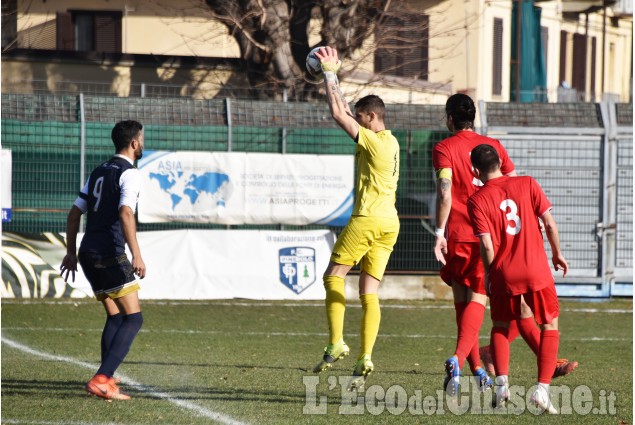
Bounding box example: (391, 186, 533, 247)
(345, 275, 452, 301)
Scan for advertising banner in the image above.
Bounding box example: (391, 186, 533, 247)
(2, 230, 335, 300)
(137, 151, 354, 226)
(2, 149, 12, 222)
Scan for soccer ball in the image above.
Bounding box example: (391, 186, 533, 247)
(305, 47, 323, 81)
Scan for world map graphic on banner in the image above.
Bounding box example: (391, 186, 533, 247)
(149, 170, 231, 210)
(138, 150, 354, 225)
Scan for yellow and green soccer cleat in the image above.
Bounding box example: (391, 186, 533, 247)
(347, 354, 374, 391)
(312, 339, 350, 373)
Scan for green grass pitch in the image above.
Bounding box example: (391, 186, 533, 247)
(2, 298, 632, 424)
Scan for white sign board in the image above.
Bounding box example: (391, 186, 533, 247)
(2, 149, 12, 222)
(57, 229, 335, 300)
(137, 151, 354, 226)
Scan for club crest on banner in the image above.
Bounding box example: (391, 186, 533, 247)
(279, 247, 316, 294)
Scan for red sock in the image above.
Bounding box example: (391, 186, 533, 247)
(455, 302, 485, 369)
(454, 302, 467, 327)
(517, 317, 540, 355)
(538, 330, 559, 384)
(467, 336, 482, 373)
(491, 326, 510, 376)
(507, 319, 520, 342)
(453, 302, 466, 366)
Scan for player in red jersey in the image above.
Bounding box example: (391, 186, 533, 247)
(434, 95, 577, 396)
(433, 94, 517, 395)
(468, 143, 568, 413)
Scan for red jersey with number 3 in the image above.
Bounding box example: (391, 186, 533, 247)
(467, 175, 553, 295)
(433, 131, 515, 242)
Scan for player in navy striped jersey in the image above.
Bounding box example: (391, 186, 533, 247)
(60, 120, 146, 401)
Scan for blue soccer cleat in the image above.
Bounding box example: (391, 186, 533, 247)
(473, 367, 493, 392)
(444, 355, 461, 397)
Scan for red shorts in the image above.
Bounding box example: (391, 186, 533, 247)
(440, 241, 485, 294)
(490, 284, 560, 324)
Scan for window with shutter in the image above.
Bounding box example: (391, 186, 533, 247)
(374, 14, 428, 80)
(56, 10, 121, 53)
(492, 18, 503, 96)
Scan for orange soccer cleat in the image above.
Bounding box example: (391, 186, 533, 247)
(86, 374, 130, 401)
(553, 359, 579, 378)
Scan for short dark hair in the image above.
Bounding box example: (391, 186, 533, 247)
(111, 120, 143, 152)
(445, 93, 475, 130)
(471, 144, 500, 173)
(355, 95, 385, 121)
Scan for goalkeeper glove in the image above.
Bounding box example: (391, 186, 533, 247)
(321, 60, 341, 74)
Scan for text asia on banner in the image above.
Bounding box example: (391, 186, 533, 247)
(138, 151, 354, 226)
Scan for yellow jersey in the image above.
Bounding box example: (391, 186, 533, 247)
(353, 126, 400, 218)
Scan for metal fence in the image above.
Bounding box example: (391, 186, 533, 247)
(481, 101, 633, 296)
(1, 94, 632, 289)
(4, 79, 630, 104)
(0, 94, 449, 273)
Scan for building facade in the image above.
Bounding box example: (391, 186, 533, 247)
(1, 0, 632, 104)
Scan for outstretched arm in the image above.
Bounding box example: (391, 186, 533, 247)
(314, 46, 358, 139)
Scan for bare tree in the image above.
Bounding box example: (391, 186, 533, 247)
(1, 0, 454, 99)
(204, 0, 396, 99)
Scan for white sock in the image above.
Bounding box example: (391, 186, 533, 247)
(495, 375, 508, 385)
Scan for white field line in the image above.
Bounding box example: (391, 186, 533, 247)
(2, 327, 630, 342)
(1, 337, 248, 425)
(1, 299, 632, 314)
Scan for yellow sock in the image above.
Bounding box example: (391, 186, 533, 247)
(359, 293, 381, 359)
(324, 275, 346, 345)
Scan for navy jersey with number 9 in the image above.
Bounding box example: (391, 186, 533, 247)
(78, 156, 136, 256)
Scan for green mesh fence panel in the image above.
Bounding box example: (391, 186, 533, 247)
(10, 95, 622, 274)
(2, 119, 81, 233)
(286, 128, 353, 155)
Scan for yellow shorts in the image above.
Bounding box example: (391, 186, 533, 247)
(330, 215, 400, 281)
(95, 282, 141, 302)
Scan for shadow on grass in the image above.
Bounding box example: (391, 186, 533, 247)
(0, 378, 347, 406)
(123, 360, 438, 377)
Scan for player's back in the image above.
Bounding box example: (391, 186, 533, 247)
(80, 156, 134, 256)
(354, 127, 399, 218)
(433, 131, 514, 242)
(468, 175, 553, 294)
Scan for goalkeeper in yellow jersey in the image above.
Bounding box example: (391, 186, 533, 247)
(311, 46, 400, 390)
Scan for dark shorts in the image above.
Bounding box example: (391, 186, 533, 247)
(440, 241, 485, 294)
(78, 252, 139, 301)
